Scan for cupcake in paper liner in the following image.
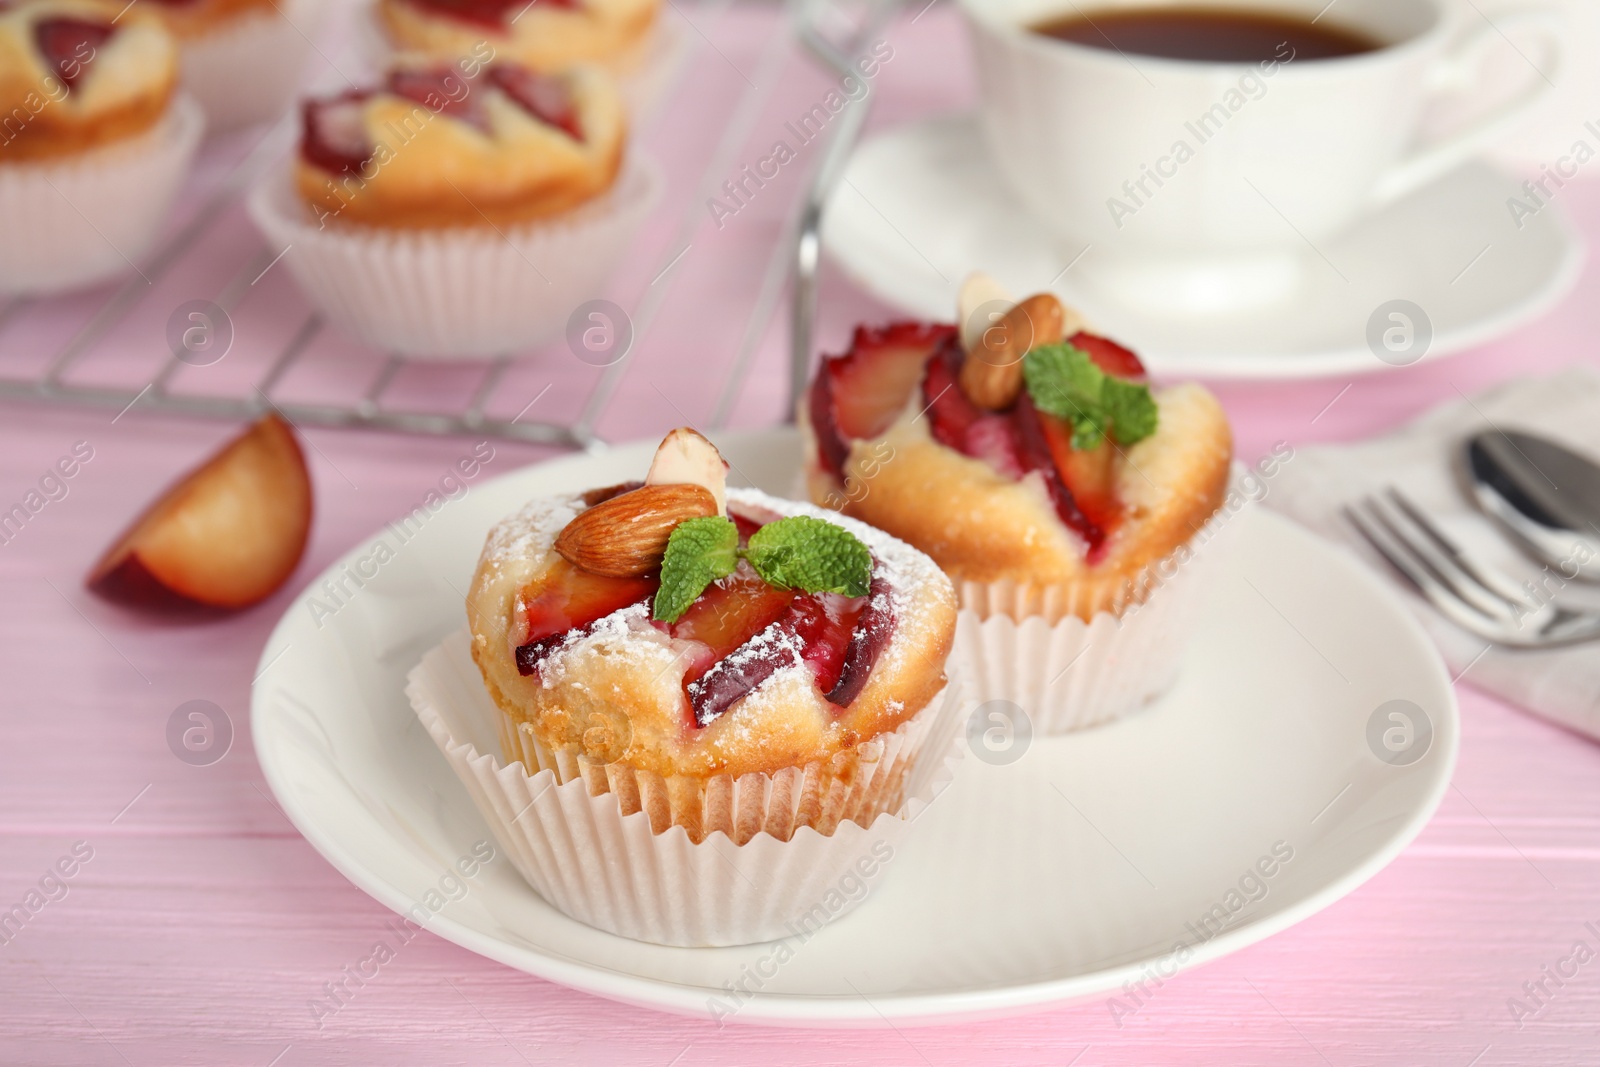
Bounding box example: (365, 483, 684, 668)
(409, 631, 964, 947)
(424, 427, 961, 944)
(148, 0, 331, 134)
(799, 272, 1235, 734)
(246, 58, 658, 359)
(0, 1, 203, 295)
(367, 0, 664, 78)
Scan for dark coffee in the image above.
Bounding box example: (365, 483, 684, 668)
(1032, 6, 1381, 62)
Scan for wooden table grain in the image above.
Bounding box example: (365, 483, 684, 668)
(3, 3, 1599, 1064)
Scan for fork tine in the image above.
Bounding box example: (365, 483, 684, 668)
(1364, 495, 1524, 621)
(1384, 487, 1531, 604)
(1344, 502, 1514, 641)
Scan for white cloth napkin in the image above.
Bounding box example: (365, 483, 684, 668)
(1265, 367, 1600, 743)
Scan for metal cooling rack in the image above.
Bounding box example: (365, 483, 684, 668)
(0, 0, 889, 452)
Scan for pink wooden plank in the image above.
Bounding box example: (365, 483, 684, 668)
(2, 3, 1599, 1064)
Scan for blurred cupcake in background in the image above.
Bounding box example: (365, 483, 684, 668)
(0, 0, 203, 294)
(362, 0, 682, 113)
(247, 57, 660, 359)
(143, 0, 332, 133)
(800, 274, 1237, 734)
(375, 0, 662, 73)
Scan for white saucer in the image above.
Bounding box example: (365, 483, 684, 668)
(252, 428, 1458, 1026)
(822, 115, 1585, 380)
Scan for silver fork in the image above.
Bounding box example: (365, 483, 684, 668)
(1343, 487, 1600, 649)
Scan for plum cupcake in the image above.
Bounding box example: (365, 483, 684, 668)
(407, 428, 962, 945)
(374, 0, 663, 74)
(0, 0, 203, 294)
(801, 274, 1235, 733)
(143, 0, 330, 132)
(247, 58, 659, 358)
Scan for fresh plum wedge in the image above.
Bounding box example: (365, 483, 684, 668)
(87, 416, 312, 612)
(826, 571, 894, 708)
(810, 322, 954, 478)
(514, 560, 657, 676)
(1012, 395, 1107, 554)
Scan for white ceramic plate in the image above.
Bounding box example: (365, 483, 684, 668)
(252, 429, 1458, 1026)
(822, 115, 1584, 380)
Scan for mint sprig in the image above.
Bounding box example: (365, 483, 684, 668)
(652, 514, 872, 623)
(1022, 343, 1158, 450)
(747, 516, 872, 597)
(653, 516, 739, 624)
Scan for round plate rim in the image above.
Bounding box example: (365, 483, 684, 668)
(251, 428, 1460, 1026)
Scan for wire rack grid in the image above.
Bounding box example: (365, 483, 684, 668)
(0, 0, 885, 453)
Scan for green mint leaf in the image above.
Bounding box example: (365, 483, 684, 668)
(745, 516, 871, 597)
(1023, 343, 1158, 450)
(1102, 376, 1158, 446)
(652, 516, 738, 623)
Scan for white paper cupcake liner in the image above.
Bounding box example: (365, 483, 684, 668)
(408, 629, 965, 946)
(177, 0, 329, 134)
(0, 96, 204, 297)
(246, 153, 661, 359)
(953, 479, 1248, 735)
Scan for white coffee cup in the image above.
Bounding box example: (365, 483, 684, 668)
(961, 0, 1565, 313)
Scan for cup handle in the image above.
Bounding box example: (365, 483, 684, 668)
(1371, 9, 1565, 205)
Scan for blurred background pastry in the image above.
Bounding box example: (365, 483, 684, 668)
(0, 0, 202, 294)
(295, 61, 624, 228)
(247, 57, 659, 358)
(143, 0, 330, 133)
(375, 0, 662, 74)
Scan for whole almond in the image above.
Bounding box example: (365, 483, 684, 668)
(555, 483, 717, 577)
(959, 293, 1067, 411)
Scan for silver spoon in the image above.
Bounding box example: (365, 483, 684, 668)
(1465, 429, 1600, 580)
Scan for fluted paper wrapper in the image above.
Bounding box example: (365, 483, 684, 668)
(246, 154, 661, 359)
(954, 486, 1246, 734)
(178, 0, 328, 133)
(408, 630, 964, 946)
(0, 96, 204, 296)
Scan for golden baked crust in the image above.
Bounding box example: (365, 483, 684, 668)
(466, 488, 957, 784)
(294, 62, 625, 229)
(802, 382, 1233, 621)
(145, 0, 275, 38)
(378, 0, 660, 73)
(0, 0, 178, 162)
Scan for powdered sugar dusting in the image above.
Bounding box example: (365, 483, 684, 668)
(481, 485, 952, 715)
(477, 493, 580, 582)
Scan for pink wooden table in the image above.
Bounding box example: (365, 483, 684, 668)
(4, 3, 1600, 1063)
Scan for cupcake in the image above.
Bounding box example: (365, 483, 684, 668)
(247, 58, 659, 358)
(800, 274, 1235, 733)
(143, 0, 329, 133)
(374, 0, 662, 75)
(408, 428, 962, 945)
(0, 0, 203, 294)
